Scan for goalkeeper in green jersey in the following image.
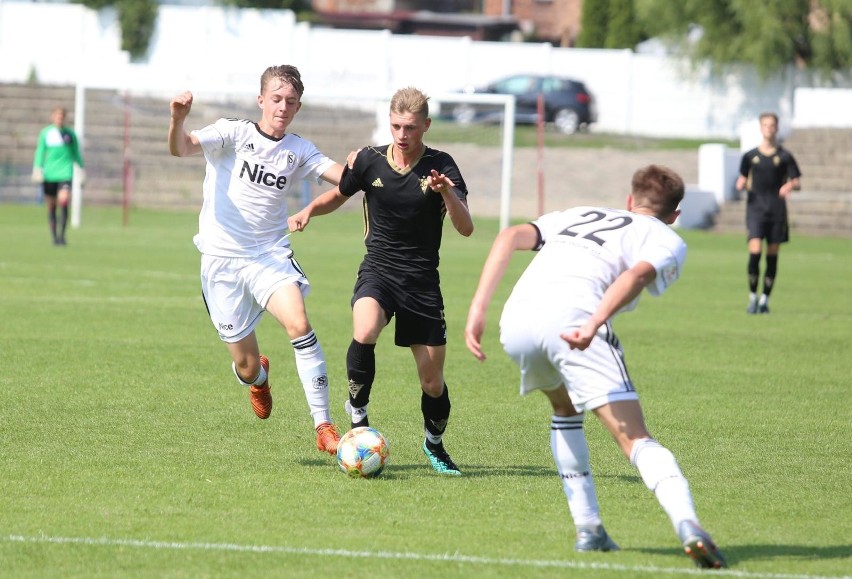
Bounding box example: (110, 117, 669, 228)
(32, 107, 85, 245)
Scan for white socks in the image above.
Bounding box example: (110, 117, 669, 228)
(292, 331, 331, 426)
(349, 402, 368, 425)
(552, 419, 702, 535)
(630, 437, 699, 531)
(551, 414, 602, 527)
(232, 361, 266, 387)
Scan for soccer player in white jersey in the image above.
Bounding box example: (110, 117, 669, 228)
(167, 65, 343, 455)
(464, 165, 727, 569)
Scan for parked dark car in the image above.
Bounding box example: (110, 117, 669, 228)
(452, 74, 597, 134)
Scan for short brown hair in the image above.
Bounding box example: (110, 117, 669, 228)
(759, 111, 779, 124)
(631, 164, 684, 218)
(390, 86, 429, 118)
(260, 65, 304, 98)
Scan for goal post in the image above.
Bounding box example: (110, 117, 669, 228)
(70, 80, 86, 229)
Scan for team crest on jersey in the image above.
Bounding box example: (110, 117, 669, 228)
(419, 176, 429, 194)
(660, 263, 679, 288)
(773, 156, 781, 166)
(287, 151, 296, 166)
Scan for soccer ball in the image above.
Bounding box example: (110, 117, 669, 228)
(336, 426, 390, 478)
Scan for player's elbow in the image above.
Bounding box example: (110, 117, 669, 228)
(168, 140, 185, 157)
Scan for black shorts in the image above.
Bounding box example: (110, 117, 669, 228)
(746, 193, 789, 244)
(351, 264, 447, 347)
(42, 181, 72, 198)
(746, 211, 789, 244)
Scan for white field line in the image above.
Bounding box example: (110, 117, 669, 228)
(4, 534, 849, 579)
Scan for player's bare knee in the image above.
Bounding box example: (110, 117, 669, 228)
(420, 378, 444, 397)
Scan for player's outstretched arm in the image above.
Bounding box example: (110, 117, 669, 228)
(168, 91, 201, 157)
(288, 187, 349, 232)
(290, 149, 362, 231)
(561, 261, 657, 351)
(319, 162, 345, 186)
(465, 224, 538, 361)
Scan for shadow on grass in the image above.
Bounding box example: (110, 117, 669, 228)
(298, 459, 648, 482)
(635, 543, 852, 566)
(300, 458, 561, 478)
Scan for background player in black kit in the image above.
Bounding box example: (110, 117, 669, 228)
(735, 112, 801, 314)
(289, 86, 474, 475)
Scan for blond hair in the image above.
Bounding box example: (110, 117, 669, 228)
(390, 87, 430, 118)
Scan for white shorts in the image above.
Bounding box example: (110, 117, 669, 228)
(499, 305, 638, 412)
(200, 245, 310, 343)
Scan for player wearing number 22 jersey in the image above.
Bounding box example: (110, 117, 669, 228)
(465, 165, 726, 568)
(500, 204, 685, 406)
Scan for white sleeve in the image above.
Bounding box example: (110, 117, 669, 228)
(191, 118, 232, 157)
(530, 210, 569, 243)
(642, 238, 687, 296)
(296, 140, 335, 184)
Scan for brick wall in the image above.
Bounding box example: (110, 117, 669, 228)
(484, 0, 582, 45)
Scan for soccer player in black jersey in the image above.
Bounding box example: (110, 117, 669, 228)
(289, 86, 474, 475)
(736, 112, 801, 314)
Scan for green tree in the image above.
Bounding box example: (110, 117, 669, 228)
(116, 0, 158, 61)
(73, 0, 313, 61)
(577, 0, 610, 48)
(75, 0, 157, 60)
(605, 0, 641, 49)
(635, 0, 852, 79)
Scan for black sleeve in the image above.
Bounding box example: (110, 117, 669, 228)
(339, 150, 367, 197)
(787, 151, 802, 179)
(739, 152, 750, 178)
(439, 152, 468, 199)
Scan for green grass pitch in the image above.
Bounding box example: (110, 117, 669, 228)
(0, 204, 849, 578)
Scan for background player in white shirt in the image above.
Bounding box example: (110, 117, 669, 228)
(464, 165, 726, 569)
(167, 65, 344, 455)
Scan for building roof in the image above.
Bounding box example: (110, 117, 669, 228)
(312, 9, 519, 41)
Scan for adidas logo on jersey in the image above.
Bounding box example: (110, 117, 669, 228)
(372, 178, 384, 187)
(242, 143, 255, 152)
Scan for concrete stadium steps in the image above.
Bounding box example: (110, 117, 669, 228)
(781, 128, 852, 193)
(0, 83, 374, 208)
(712, 191, 852, 238)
